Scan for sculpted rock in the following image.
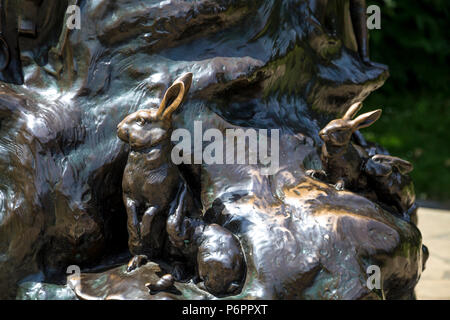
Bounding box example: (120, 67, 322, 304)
(67, 122, 425, 300)
(188, 115, 424, 299)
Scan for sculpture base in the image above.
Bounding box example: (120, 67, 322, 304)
(68, 262, 214, 300)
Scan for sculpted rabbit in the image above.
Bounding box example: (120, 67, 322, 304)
(166, 182, 246, 296)
(308, 102, 382, 190)
(117, 72, 193, 271)
(364, 154, 417, 223)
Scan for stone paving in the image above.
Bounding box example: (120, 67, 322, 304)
(415, 207, 450, 300)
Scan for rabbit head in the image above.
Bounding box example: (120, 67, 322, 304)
(117, 72, 193, 150)
(365, 154, 413, 177)
(319, 102, 382, 147)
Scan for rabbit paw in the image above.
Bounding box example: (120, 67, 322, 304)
(334, 180, 345, 191)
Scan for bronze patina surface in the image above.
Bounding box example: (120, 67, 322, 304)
(0, 0, 426, 300)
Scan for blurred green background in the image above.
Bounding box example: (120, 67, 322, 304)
(364, 0, 449, 203)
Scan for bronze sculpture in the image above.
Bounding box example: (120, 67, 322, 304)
(364, 154, 417, 223)
(117, 73, 245, 295)
(117, 72, 193, 270)
(0, 0, 428, 300)
(307, 102, 418, 225)
(165, 182, 246, 296)
(307, 102, 382, 191)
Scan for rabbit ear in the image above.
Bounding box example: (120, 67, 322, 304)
(351, 109, 382, 130)
(157, 82, 184, 120)
(391, 157, 413, 174)
(372, 154, 413, 175)
(157, 72, 193, 121)
(343, 102, 363, 120)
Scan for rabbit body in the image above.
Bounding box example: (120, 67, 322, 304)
(320, 138, 368, 190)
(312, 102, 382, 191)
(364, 154, 417, 223)
(165, 181, 245, 296)
(122, 140, 181, 257)
(117, 73, 193, 264)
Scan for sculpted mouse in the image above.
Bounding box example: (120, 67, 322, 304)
(146, 274, 177, 295)
(364, 154, 417, 223)
(307, 102, 382, 190)
(117, 72, 193, 271)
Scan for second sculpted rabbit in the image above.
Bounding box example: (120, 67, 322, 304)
(117, 73, 193, 271)
(307, 102, 382, 191)
(364, 154, 417, 223)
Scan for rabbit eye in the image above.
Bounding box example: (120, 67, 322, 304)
(331, 131, 341, 138)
